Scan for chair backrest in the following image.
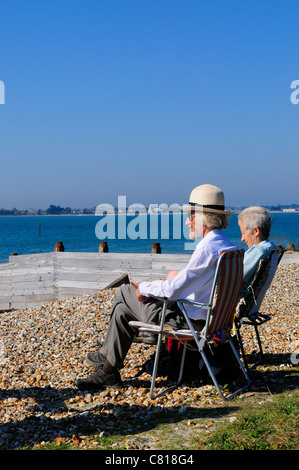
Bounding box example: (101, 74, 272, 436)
(236, 248, 283, 320)
(206, 250, 244, 338)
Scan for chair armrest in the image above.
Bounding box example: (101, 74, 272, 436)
(148, 295, 210, 310)
(177, 298, 211, 309)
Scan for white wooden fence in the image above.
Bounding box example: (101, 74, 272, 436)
(0, 250, 296, 311)
(0, 252, 191, 311)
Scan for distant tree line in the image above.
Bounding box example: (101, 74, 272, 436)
(0, 205, 95, 215)
(46, 205, 73, 214)
(45, 205, 95, 214)
(0, 203, 298, 216)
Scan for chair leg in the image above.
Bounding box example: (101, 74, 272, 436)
(227, 336, 251, 398)
(250, 312, 273, 369)
(149, 330, 164, 398)
(198, 337, 250, 400)
(177, 343, 187, 386)
(150, 299, 181, 399)
(199, 348, 226, 399)
(235, 325, 250, 371)
(150, 338, 188, 399)
(236, 319, 265, 371)
(249, 322, 264, 370)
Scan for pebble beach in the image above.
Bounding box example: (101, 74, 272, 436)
(0, 262, 298, 450)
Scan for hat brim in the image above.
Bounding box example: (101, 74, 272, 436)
(180, 204, 233, 216)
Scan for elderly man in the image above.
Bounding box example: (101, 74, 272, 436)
(76, 184, 238, 391)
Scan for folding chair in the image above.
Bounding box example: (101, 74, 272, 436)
(234, 248, 284, 371)
(130, 250, 250, 400)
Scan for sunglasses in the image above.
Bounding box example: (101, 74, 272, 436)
(188, 211, 196, 220)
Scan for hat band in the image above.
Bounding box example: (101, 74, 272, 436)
(189, 202, 225, 211)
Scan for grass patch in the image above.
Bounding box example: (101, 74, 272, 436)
(195, 390, 299, 450)
(22, 389, 299, 451)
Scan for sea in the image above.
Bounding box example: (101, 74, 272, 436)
(0, 212, 298, 264)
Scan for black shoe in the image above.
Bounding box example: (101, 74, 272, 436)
(76, 366, 122, 391)
(86, 351, 106, 367)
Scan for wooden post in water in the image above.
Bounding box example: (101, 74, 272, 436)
(99, 241, 109, 253)
(151, 243, 161, 254)
(54, 242, 65, 252)
(38, 219, 42, 237)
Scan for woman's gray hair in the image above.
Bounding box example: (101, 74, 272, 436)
(202, 212, 229, 229)
(238, 206, 272, 239)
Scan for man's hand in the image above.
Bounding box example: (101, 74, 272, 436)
(136, 287, 149, 302)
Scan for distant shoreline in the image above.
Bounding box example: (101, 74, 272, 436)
(0, 210, 299, 217)
(0, 214, 97, 217)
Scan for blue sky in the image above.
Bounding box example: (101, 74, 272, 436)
(0, 0, 298, 210)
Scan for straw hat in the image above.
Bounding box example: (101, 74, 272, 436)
(181, 184, 233, 215)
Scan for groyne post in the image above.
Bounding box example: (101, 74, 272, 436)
(54, 242, 65, 252)
(98, 242, 162, 253)
(151, 243, 161, 254)
(99, 241, 109, 253)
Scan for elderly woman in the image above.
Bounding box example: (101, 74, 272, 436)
(238, 206, 277, 286)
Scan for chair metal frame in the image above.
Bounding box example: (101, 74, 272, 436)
(234, 248, 284, 371)
(131, 250, 251, 400)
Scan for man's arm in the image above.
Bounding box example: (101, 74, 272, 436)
(135, 269, 179, 302)
(137, 242, 215, 302)
(136, 286, 149, 303)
